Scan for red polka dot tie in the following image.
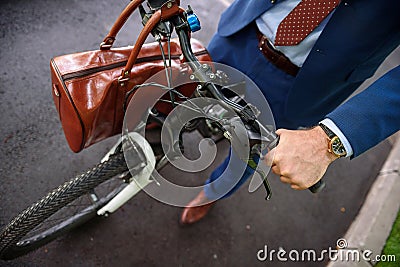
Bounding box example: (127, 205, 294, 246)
(275, 0, 340, 46)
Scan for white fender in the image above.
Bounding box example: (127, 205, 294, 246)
(97, 132, 156, 215)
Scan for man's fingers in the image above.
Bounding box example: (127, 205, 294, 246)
(264, 147, 276, 166)
(275, 128, 286, 136)
(291, 184, 302, 190)
(271, 165, 280, 175)
(281, 176, 304, 190)
(280, 175, 291, 184)
(264, 129, 286, 167)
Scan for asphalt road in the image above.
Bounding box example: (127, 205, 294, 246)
(0, 0, 399, 266)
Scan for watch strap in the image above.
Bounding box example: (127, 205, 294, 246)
(319, 123, 336, 139)
(319, 123, 347, 157)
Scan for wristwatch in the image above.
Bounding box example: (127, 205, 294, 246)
(319, 123, 347, 158)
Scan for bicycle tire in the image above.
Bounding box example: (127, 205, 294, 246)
(0, 151, 128, 260)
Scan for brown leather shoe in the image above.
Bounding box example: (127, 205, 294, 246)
(180, 190, 215, 225)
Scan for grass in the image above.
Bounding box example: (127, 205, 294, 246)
(375, 209, 400, 266)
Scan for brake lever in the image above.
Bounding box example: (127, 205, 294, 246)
(246, 155, 272, 200)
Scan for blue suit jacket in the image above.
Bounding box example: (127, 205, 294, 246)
(217, 0, 400, 156)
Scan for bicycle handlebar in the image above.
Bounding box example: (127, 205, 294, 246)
(135, 1, 326, 197)
(170, 15, 326, 196)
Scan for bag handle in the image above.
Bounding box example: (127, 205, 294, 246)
(100, 0, 145, 50)
(118, 1, 184, 85)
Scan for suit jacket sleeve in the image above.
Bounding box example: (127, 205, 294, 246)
(326, 65, 400, 157)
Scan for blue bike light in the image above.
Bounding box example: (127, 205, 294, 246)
(187, 13, 201, 33)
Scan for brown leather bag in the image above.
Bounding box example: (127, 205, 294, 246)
(50, 0, 211, 153)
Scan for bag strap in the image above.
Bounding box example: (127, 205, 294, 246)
(100, 0, 145, 50)
(118, 2, 184, 85)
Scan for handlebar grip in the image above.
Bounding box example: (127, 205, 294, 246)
(308, 179, 326, 193)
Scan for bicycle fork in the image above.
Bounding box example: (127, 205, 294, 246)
(97, 132, 156, 216)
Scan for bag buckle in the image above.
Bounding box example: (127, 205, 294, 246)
(100, 42, 113, 50)
(100, 37, 115, 50)
(118, 70, 131, 85)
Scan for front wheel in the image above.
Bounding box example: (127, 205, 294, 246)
(0, 151, 129, 260)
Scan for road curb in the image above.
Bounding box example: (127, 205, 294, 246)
(327, 135, 400, 267)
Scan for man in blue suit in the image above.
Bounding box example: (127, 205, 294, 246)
(180, 0, 400, 224)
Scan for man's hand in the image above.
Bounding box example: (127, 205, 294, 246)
(265, 126, 338, 190)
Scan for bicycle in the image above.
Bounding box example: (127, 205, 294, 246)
(0, 0, 324, 260)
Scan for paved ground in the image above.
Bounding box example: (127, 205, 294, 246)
(0, 0, 398, 266)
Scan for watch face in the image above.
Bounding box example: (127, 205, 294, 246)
(330, 136, 347, 157)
